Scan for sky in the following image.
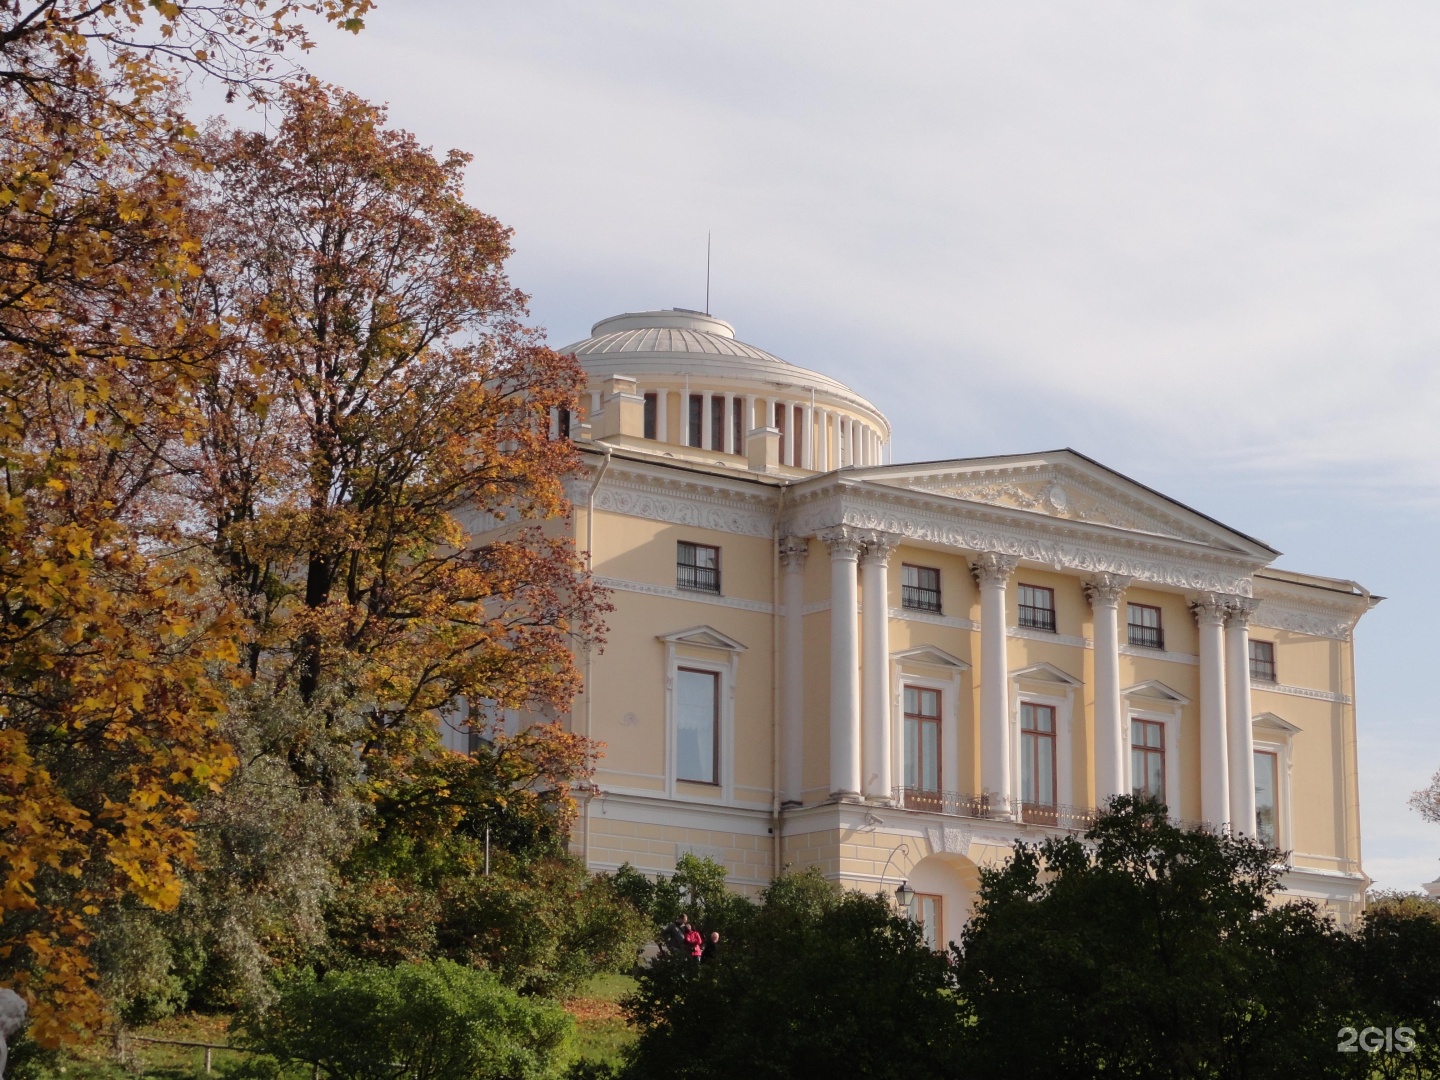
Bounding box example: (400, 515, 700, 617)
(249, 1, 1439, 890)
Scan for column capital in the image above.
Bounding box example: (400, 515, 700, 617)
(1083, 573, 1131, 608)
(820, 526, 864, 560)
(779, 535, 811, 571)
(1225, 597, 1259, 627)
(860, 530, 899, 565)
(1190, 593, 1230, 626)
(970, 551, 1018, 588)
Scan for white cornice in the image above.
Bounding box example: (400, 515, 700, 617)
(784, 486, 1261, 597)
(1251, 597, 1361, 642)
(1252, 682, 1352, 706)
(587, 461, 777, 538)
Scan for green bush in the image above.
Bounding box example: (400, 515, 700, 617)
(240, 959, 574, 1080)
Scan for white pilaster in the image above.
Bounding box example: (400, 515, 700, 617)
(1084, 575, 1130, 809)
(655, 389, 668, 443)
(823, 527, 864, 800)
(780, 536, 810, 805)
(1192, 595, 1231, 830)
(1226, 598, 1258, 836)
(861, 532, 897, 802)
(972, 553, 1019, 817)
(829, 412, 840, 470)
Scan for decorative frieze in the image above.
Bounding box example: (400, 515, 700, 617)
(590, 467, 775, 538)
(787, 494, 1258, 597)
(1252, 601, 1357, 642)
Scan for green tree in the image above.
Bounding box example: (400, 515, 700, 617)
(240, 959, 573, 1080)
(1346, 892, 1440, 1080)
(621, 869, 962, 1080)
(611, 854, 754, 944)
(955, 796, 1356, 1079)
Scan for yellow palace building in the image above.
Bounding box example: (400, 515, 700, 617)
(493, 308, 1379, 945)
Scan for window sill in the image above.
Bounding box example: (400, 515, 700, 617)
(676, 585, 722, 596)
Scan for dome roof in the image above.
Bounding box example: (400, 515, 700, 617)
(558, 309, 887, 430)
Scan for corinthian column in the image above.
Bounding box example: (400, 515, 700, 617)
(1084, 574, 1130, 808)
(1192, 595, 1231, 830)
(780, 536, 810, 806)
(972, 552, 1019, 817)
(1226, 598, 1258, 835)
(860, 532, 898, 802)
(822, 528, 864, 800)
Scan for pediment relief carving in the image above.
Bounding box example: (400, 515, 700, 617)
(898, 472, 1214, 545)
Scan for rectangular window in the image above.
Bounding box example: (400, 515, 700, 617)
(1020, 703, 1056, 814)
(710, 395, 726, 451)
(903, 686, 942, 796)
(1131, 718, 1165, 805)
(1127, 603, 1164, 649)
(557, 408, 571, 439)
(1018, 584, 1056, 632)
(793, 404, 804, 467)
(774, 401, 787, 464)
(676, 541, 720, 594)
(1255, 750, 1279, 846)
(1249, 640, 1276, 683)
(901, 564, 942, 613)
(675, 668, 719, 784)
(914, 893, 943, 952)
(733, 398, 744, 453)
(643, 393, 657, 440)
(687, 394, 703, 448)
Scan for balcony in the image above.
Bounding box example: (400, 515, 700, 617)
(893, 788, 1099, 833)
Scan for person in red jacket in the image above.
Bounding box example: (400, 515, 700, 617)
(684, 923, 704, 964)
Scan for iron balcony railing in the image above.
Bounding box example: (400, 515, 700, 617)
(1128, 624, 1164, 649)
(893, 788, 1220, 836)
(901, 585, 942, 613)
(1017, 605, 1056, 632)
(893, 787, 1099, 832)
(676, 562, 720, 593)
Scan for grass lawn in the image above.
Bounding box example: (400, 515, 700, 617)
(17, 973, 640, 1078)
(565, 972, 639, 1068)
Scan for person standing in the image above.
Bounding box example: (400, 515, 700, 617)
(663, 913, 691, 958)
(701, 930, 720, 963)
(684, 922, 704, 964)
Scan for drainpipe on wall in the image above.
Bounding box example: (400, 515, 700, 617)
(772, 485, 786, 878)
(581, 444, 614, 869)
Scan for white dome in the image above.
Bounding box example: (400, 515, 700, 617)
(558, 308, 887, 431)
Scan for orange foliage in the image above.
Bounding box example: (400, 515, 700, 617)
(0, 0, 373, 1046)
(188, 82, 607, 762)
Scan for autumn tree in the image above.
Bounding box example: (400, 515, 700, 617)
(139, 81, 611, 1004)
(191, 79, 601, 755)
(0, 0, 371, 1044)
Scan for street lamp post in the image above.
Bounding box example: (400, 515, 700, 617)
(877, 843, 916, 916)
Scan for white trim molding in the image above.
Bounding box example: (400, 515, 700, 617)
(602, 576, 774, 614)
(661, 626, 743, 803)
(1253, 682, 1352, 706)
(1253, 714, 1297, 852)
(1122, 681, 1188, 820)
(1010, 663, 1082, 809)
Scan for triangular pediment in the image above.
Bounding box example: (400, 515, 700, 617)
(1010, 662, 1082, 687)
(854, 449, 1276, 557)
(658, 625, 747, 652)
(1253, 711, 1301, 735)
(892, 645, 970, 670)
(1122, 679, 1191, 706)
